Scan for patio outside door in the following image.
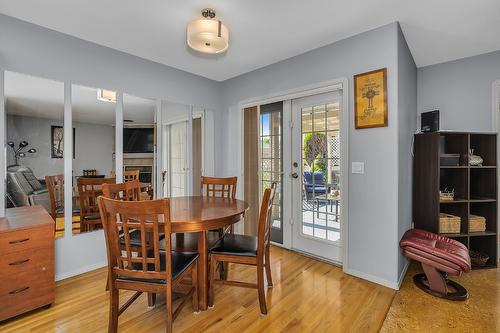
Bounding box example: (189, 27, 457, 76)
(291, 91, 343, 263)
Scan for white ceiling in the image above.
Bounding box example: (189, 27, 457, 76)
(1, 1, 500, 81)
(5, 71, 156, 125)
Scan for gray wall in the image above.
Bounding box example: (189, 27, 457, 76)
(418, 50, 500, 131)
(221, 23, 407, 287)
(0, 14, 222, 280)
(7, 115, 114, 179)
(418, 50, 500, 258)
(397, 26, 418, 279)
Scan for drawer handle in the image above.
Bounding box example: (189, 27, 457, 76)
(9, 259, 30, 266)
(9, 238, 30, 244)
(9, 286, 30, 294)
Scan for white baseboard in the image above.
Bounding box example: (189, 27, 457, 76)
(344, 268, 400, 290)
(55, 261, 107, 282)
(397, 260, 410, 289)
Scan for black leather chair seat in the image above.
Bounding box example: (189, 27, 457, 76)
(118, 251, 198, 283)
(56, 206, 80, 215)
(83, 215, 100, 221)
(210, 234, 258, 257)
(119, 230, 166, 248)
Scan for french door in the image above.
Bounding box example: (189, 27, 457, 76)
(290, 91, 343, 263)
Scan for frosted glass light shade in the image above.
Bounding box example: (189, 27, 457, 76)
(187, 19, 229, 54)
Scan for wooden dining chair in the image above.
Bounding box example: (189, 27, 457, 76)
(208, 183, 276, 315)
(77, 177, 116, 232)
(45, 174, 65, 223)
(201, 176, 237, 199)
(102, 180, 165, 297)
(110, 170, 140, 182)
(98, 197, 199, 333)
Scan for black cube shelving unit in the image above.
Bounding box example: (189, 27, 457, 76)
(413, 131, 498, 268)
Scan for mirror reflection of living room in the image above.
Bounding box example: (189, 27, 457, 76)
(4, 71, 155, 238)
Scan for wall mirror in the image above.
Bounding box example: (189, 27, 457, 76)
(159, 102, 205, 197)
(72, 84, 116, 235)
(4, 71, 65, 238)
(122, 93, 157, 199)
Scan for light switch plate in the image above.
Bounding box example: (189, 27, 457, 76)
(352, 162, 365, 174)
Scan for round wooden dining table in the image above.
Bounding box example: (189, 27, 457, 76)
(167, 196, 248, 310)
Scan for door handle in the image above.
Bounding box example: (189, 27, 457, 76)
(291, 172, 299, 179)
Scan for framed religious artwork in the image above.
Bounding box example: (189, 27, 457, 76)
(354, 68, 388, 129)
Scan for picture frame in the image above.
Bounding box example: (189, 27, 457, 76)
(51, 125, 76, 159)
(354, 68, 388, 129)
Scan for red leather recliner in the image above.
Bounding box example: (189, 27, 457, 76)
(400, 229, 471, 301)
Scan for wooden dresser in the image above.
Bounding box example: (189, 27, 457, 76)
(0, 206, 55, 321)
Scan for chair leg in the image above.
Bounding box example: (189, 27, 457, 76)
(105, 272, 110, 291)
(257, 264, 268, 315)
(265, 246, 273, 288)
(109, 285, 119, 333)
(192, 261, 199, 313)
(147, 293, 156, 307)
(209, 256, 218, 307)
(165, 285, 173, 333)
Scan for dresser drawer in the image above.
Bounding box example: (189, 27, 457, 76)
(0, 278, 54, 321)
(1, 261, 54, 295)
(0, 224, 53, 254)
(0, 247, 53, 280)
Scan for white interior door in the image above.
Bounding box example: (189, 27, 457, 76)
(291, 91, 344, 263)
(162, 121, 189, 197)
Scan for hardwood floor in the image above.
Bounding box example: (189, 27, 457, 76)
(381, 261, 500, 332)
(0, 246, 395, 333)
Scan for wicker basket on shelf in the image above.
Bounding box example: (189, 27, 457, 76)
(439, 213, 461, 234)
(469, 214, 486, 233)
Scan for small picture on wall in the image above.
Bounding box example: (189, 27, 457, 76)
(51, 126, 76, 158)
(354, 68, 388, 129)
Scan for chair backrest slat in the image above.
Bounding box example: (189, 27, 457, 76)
(257, 183, 277, 256)
(201, 176, 237, 199)
(98, 197, 171, 282)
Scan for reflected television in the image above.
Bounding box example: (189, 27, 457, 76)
(123, 128, 154, 153)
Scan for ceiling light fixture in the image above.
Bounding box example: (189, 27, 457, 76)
(187, 8, 229, 54)
(97, 89, 116, 103)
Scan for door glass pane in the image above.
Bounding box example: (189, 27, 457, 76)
(259, 102, 283, 243)
(5, 72, 65, 238)
(301, 101, 341, 242)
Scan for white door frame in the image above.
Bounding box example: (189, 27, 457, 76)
(237, 78, 349, 270)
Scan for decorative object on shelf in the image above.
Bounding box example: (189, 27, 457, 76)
(439, 213, 461, 234)
(469, 148, 483, 166)
(354, 68, 388, 129)
(83, 169, 97, 177)
(7, 140, 37, 165)
(187, 8, 229, 54)
(469, 250, 489, 267)
(440, 153, 460, 166)
(468, 215, 486, 232)
(439, 187, 455, 201)
(51, 126, 76, 158)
